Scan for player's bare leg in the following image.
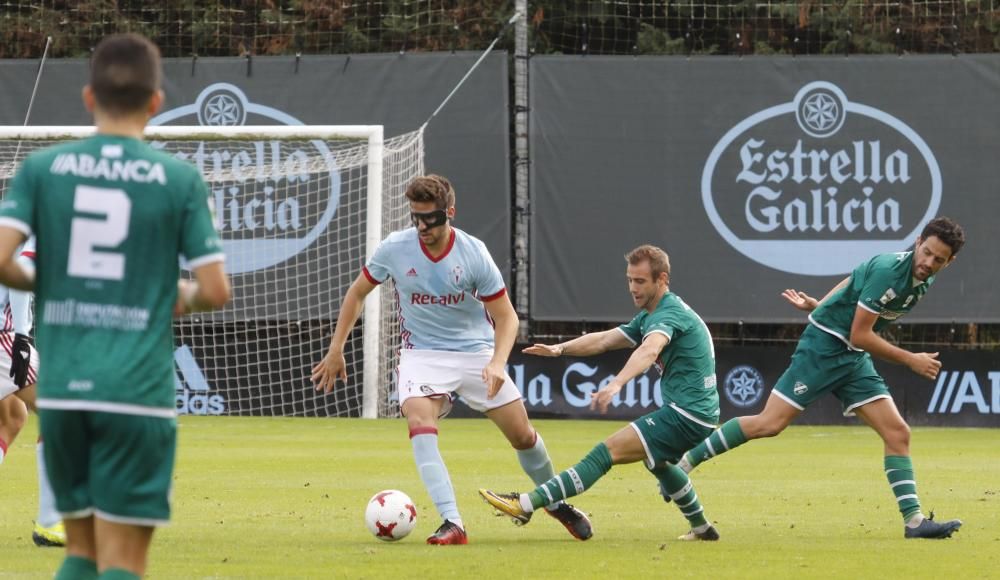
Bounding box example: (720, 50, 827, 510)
(402, 396, 467, 545)
(6, 384, 65, 547)
(0, 395, 28, 463)
(486, 399, 593, 540)
(94, 518, 155, 576)
(679, 393, 800, 473)
(54, 516, 97, 578)
(855, 398, 962, 539)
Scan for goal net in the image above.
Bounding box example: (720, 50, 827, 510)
(0, 125, 422, 418)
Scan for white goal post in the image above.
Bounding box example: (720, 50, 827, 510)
(0, 125, 423, 418)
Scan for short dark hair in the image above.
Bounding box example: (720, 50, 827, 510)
(625, 244, 671, 280)
(90, 33, 161, 115)
(405, 175, 455, 210)
(920, 216, 965, 256)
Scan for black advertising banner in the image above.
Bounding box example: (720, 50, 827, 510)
(442, 344, 1000, 428)
(530, 55, 1000, 323)
(0, 53, 511, 284)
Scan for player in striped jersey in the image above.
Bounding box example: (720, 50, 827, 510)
(313, 175, 593, 545)
(679, 217, 966, 539)
(0, 238, 65, 546)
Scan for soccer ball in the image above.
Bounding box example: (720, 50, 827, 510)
(365, 490, 417, 541)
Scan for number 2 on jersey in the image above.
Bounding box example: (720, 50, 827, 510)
(68, 185, 131, 280)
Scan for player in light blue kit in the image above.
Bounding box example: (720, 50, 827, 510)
(312, 175, 592, 545)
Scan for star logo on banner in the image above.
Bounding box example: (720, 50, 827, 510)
(204, 94, 241, 126)
(729, 371, 758, 403)
(723, 365, 765, 408)
(802, 92, 839, 133)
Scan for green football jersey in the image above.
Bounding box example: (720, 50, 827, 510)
(0, 134, 223, 414)
(810, 251, 932, 350)
(618, 292, 719, 425)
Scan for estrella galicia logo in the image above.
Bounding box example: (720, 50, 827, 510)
(149, 83, 341, 274)
(723, 365, 765, 408)
(702, 81, 941, 276)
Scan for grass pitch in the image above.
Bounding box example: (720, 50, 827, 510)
(1, 416, 998, 579)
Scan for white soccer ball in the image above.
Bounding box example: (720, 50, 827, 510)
(365, 490, 417, 541)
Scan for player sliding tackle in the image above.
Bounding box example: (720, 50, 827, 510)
(677, 217, 965, 540)
(480, 245, 721, 541)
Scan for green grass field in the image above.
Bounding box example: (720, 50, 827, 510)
(2, 417, 997, 579)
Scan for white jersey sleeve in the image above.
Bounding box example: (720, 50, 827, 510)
(7, 237, 34, 334)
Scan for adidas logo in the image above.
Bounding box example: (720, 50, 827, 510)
(175, 344, 226, 415)
(406, 268, 418, 277)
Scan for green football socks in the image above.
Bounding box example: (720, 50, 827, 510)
(55, 556, 97, 580)
(527, 443, 613, 511)
(885, 455, 922, 523)
(680, 418, 748, 472)
(652, 463, 709, 528)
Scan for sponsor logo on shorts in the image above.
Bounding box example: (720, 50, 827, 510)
(419, 385, 434, 396)
(793, 381, 809, 396)
(723, 365, 765, 408)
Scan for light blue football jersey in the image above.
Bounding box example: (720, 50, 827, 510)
(363, 227, 506, 352)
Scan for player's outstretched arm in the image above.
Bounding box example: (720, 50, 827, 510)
(524, 328, 633, 358)
(0, 228, 31, 291)
(781, 276, 849, 313)
(591, 333, 668, 414)
(780, 289, 818, 312)
(483, 292, 518, 399)
(849, 306, 941, 380)
(311, 273, 377, 393)
(175, 262, 231, 316)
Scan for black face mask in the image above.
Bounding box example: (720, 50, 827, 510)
(410, 209, 449, 229)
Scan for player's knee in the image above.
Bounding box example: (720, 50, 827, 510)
(0, 398, 28, 435)
(752, 416, 788, 438)
(508, 430, 537, 450)
(884, 421, 911, 447)
(405, 414, 437, 431)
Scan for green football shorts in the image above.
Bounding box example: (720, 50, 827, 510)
(772, 324, 892, 416)
(39, 409, 177, 525)
(630, 404, 715, 469)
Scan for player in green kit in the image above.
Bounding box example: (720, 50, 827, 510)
(678, 217, 965, 540)
(480, 245, 721, 541)
(0, 33, 231, 579)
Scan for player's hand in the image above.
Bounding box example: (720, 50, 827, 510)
(311, 349, 348, 393)
(522, 343, 563, 357)
(781, 289, 819, 312)
(9, 333, 32, 388)
(174, 280, 197, 317)
(482, 360, 507, 400)
(590, 382, 623, 414)
(907, 352, 941, 380)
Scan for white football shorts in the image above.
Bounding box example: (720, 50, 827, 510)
(396, 349, 523, 417)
